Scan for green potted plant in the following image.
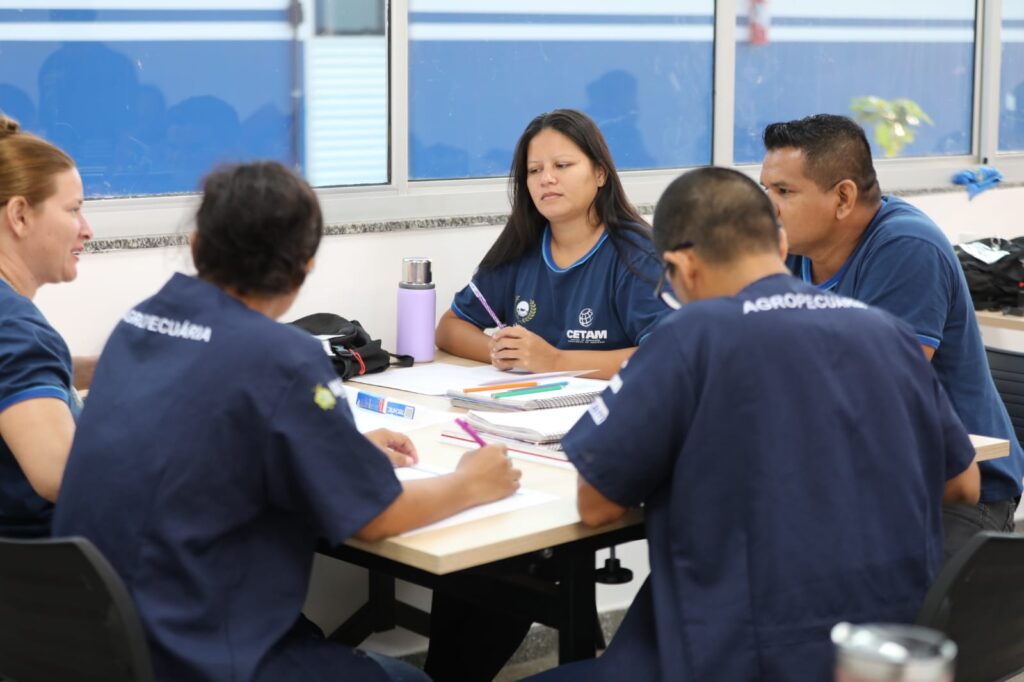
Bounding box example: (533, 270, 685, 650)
(850, 96, 934, 157)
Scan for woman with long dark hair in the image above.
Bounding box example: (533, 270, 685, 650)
(436, 109, 669, 379)
(426, 111, 670, 682)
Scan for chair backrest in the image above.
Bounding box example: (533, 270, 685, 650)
(916, 531, 1024, 682)
(986, 345, 1024, 445)
(0, 536, 154, 682)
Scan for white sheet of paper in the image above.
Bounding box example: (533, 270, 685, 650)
(349, 362, 589, 396)
(960, 240, 1010, 265)
(393, 464, 557, 536)
(439, 432, 575, 471)
(343, 387, 451, 434)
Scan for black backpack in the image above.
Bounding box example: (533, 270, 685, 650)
(955, 238, 1024, 312)
(289, 313, 414, 381)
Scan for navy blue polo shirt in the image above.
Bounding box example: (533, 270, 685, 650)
(452, 225, 669, 348)
(0, 280, 80, 538)
(563, 274, 974, 681)
(54, 274, 402, 682)
(789, 195, 1024, 503)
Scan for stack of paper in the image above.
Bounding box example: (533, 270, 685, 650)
(464, 405, 588, 445)
(438, 430, 574, 469)
(348, 362, 584, 397)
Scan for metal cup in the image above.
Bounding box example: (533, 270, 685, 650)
(832, 622, 956, 682)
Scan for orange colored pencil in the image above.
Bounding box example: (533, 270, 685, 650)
(462, 381, 538, 393)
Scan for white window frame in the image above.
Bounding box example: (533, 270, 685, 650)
(83, 0, 1024, 241)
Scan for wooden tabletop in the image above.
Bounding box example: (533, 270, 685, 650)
(976, 309, 1024, 332)
(341, 354, 1009, 575)
(340, 353, 642, 574)
(971, 433, 1011, 461)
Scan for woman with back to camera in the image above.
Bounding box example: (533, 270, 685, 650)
(0, 115, 94, 537)
(436, 108, 670, 380)
(53, 161, 521, 682)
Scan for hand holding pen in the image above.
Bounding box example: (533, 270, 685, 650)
(453, 418, 521, 500)
(490, 325, 560, 373)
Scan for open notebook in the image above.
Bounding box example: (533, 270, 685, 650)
(447, 377, 608, 411)
(464, 405, 589, 445)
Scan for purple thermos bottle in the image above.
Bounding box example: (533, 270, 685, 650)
(396, 257, 436, 362)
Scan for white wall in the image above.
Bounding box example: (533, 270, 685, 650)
(38, 185, 1024, 356)
(32, 184, 1024, 654)
(35, 224, 504, 356)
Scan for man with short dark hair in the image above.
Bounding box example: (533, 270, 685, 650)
(760, 113, 1023, 559)
(527, 166, 979, 682)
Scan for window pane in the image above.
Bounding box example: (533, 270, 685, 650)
(307, 1, 389, 186)
(316, 0, 384, 36)
(734, 1, 976, 163)
(1001, 1, 1024, 151)
(408, 1, 714, 180)
(0, 3, 389, 198)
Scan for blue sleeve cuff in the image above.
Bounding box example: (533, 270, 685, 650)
(0, 385, 69, 413)
(451, 301, 487, 329)
(564, 442, 638, 509)
(917, 334, 941, 349)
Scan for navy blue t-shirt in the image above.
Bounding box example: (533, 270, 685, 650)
(53, 274, 402, 682)
(788, 195, 1024, 502)
(563, 274, 975, 681)
(0, 279, 80, 538)
(452, 225, 669, 348)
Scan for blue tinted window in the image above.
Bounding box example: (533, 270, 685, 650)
(0, 4, 389, 197)
(408, 1, 715, 180)
(734, 2, 976, 162)
(0, 7, 300, 197)
(1001, 2, 1024, 151)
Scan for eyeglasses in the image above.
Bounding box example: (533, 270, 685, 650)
(653, 241, 693, 310)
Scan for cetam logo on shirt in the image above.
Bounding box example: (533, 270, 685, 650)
(578, 308, 594, 327)
(567, 307, 608, 344)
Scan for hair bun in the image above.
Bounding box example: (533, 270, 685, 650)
(0, 115, 20, 137)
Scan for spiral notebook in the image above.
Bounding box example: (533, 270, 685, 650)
(447, 378, 608, 411)
(464, 405, 589, 444)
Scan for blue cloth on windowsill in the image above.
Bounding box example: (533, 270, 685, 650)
(952, 166, 1003, 199)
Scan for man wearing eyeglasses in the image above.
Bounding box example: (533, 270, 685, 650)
(527, 166, 979, 682)
(759, 113, 1023, 561)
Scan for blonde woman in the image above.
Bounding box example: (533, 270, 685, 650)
(0, 116, 93, 535)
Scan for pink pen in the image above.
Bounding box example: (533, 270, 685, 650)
(454, 418, 488, 447)
(467, 281, 505, 329)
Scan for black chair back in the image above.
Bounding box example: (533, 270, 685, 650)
(986, 345, 1024, 445)
(0, 536, 154, 682)
(916, 531, 1024, 682)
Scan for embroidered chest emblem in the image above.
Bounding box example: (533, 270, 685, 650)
(578, 307, 595, 328)
(515, 296, 537, 323)
(313, 384, 337, 411)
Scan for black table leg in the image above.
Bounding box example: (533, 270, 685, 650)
(328, 572, 431, 645)
(556, 550, 599, 663)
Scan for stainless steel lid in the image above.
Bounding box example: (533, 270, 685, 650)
(832, 622, 956, 681)
(400, 257, 433, 288)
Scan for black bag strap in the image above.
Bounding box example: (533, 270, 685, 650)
(389, 352, 415, 368)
